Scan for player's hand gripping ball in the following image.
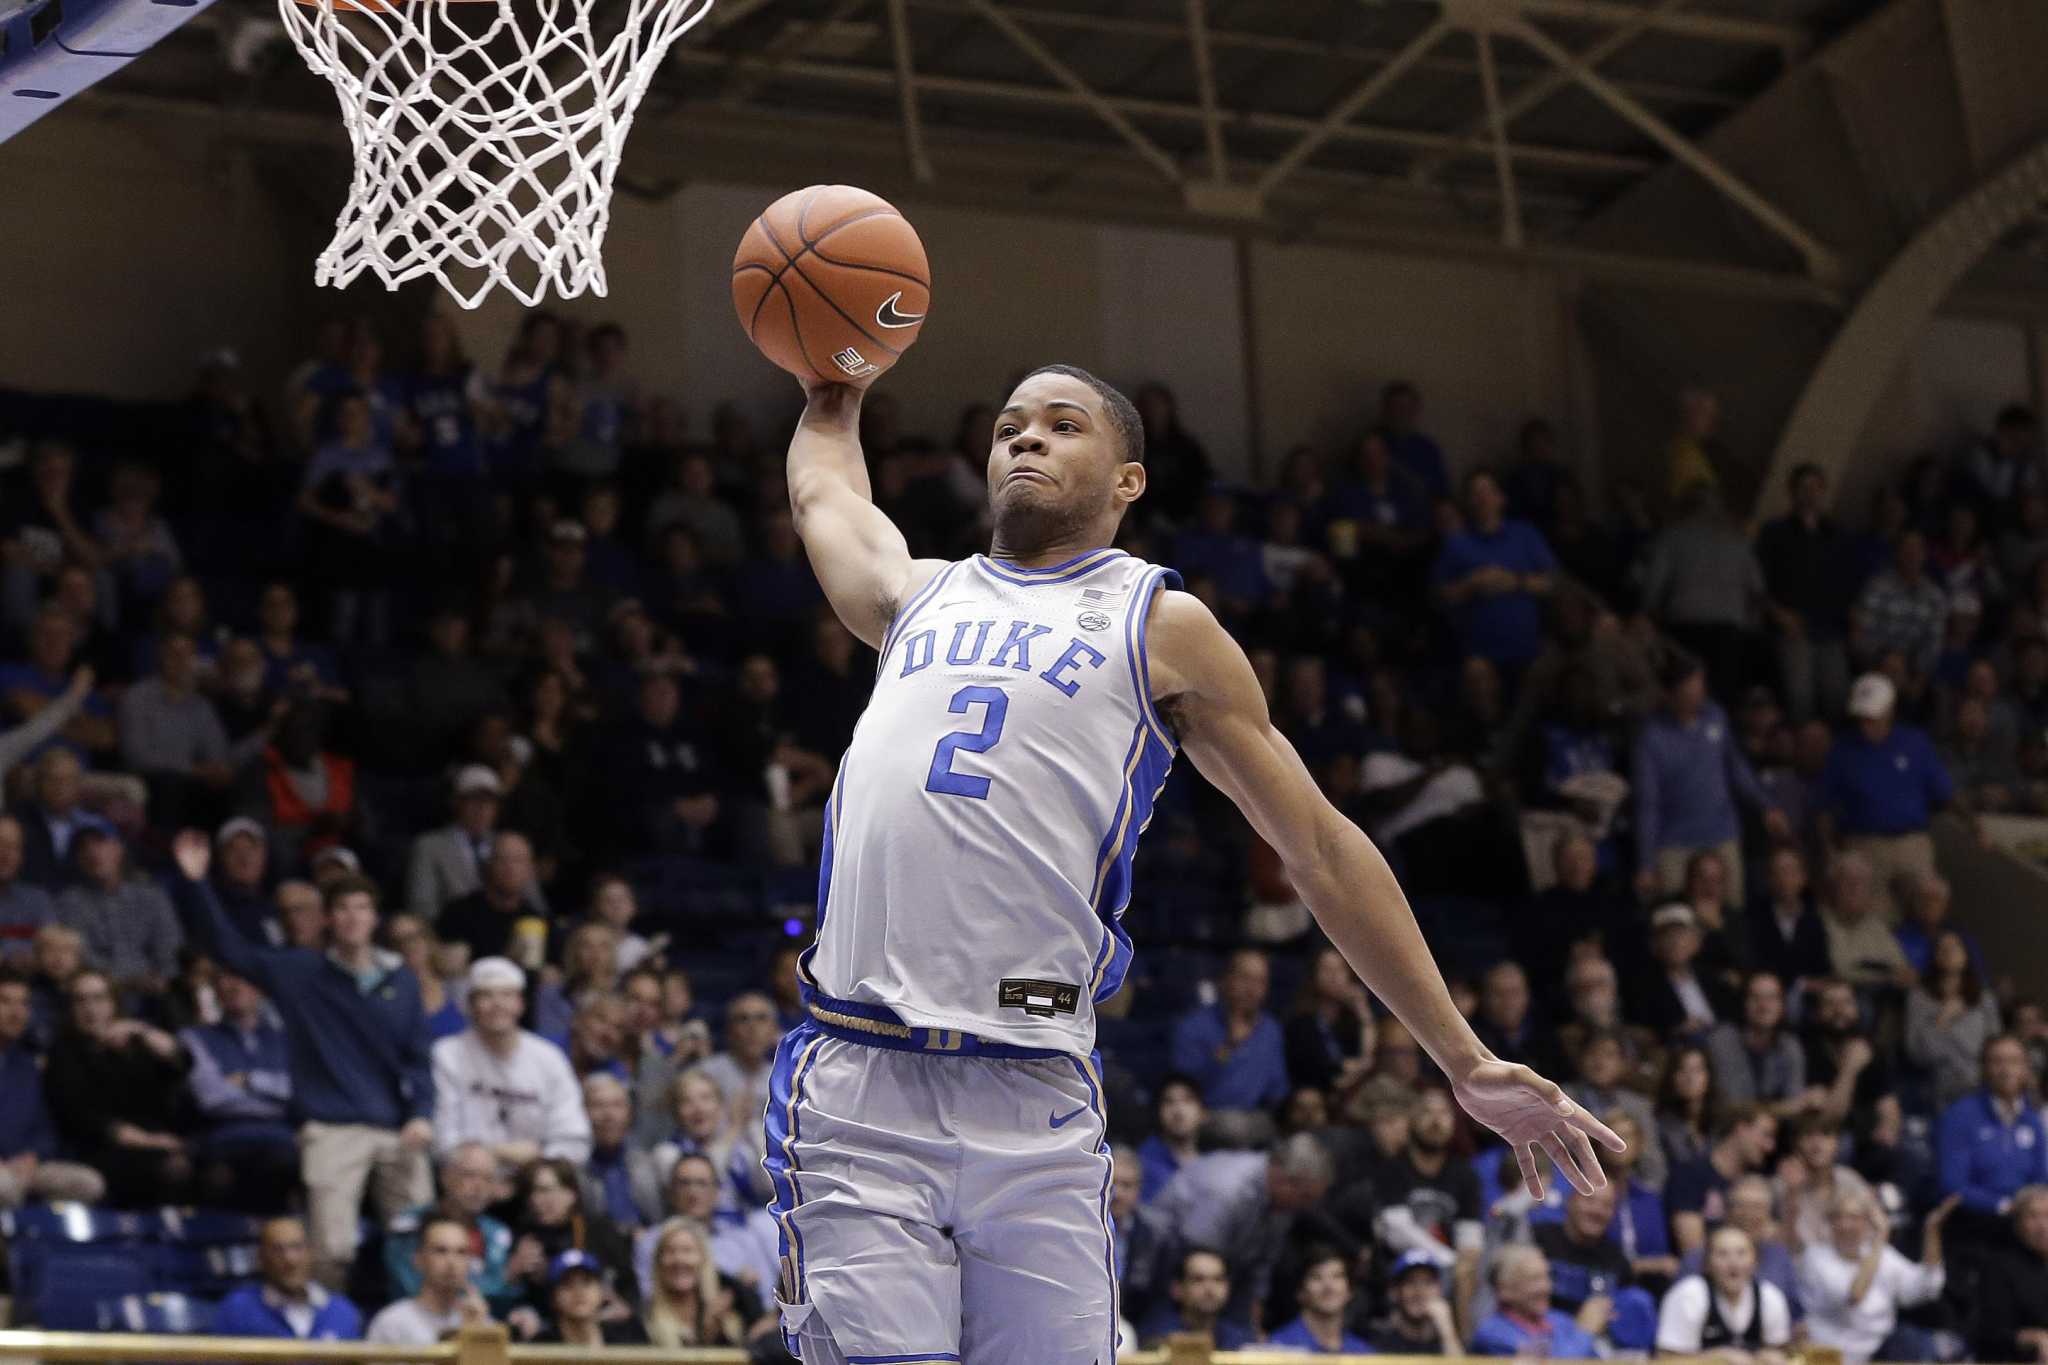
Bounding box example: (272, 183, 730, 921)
(733, 185, 931, 387)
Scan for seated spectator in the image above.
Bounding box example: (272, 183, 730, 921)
(1140, 1247, 1256, 1350)
(1636, 904, 1733, 1040)
(1943, 694, 2035, 815)
(1267, 1245, 1371, 1353)
(1707, 971, 1817, 1118)
(1907, 929, 2002, 1110)
(1555, 954, 1662, 1096)
(533, 1250, 648, 1346)
(405, 764, 517, 920)
(1797, 1188, 1954, 1364)
(1633, 653, 1786, 904)
(17, 748, 113, 889)
(533, 922, 620, 1041)
(1658, 1042, 1720, 1171)
(385, 914, 464, 1041)
(1822, 673, 1955, 914)
(1853, 532, 1946, 698)
(1470, 1244, 1600, 1357)
(0, 610, 116, 768)
(432, 957, 591, 1169)
(1169, 948, 1290, 1125)
(1668, 1104, 1779, 1255)
(437, 832, 546, 966)
(693, 990, 777, 1165)
(1748, 847, 1832, 1002)
(1283, 945, 1374, 1102)
(1777, 1112, 1874, 1252)
(604, 672, 721, 858)
(577, 1077, 662, 1229)
(1107, 1143, 1173, 1329)
(1564, 1030, 1665, 1193)
(1939, 1034, 2048, 1218)
(166, 832, 434, 1287)
(1895, 874, 1982, 980)
(1366, 1249, 1460, 1353)
(1370, 1089, 1482, 1274)
(213, 1216, 364, 1341)
(55, 829, 182, 996)
(407, 608, 511, 763)
(508, 1152, 641, 1317)
(384, 1143, 518, 1314)
(1138, 1073, 1204, 1203)
(0, 967, 104, 1206)
(557, 997, 630, 1083)
(1658, 1224, 1794, 1360)
(43, 967, 195, 1205)
(366, 1215, 494, 1345)
(181, 967, 298, 1211)
(636, 1154, 780, 1309)
(1473, 960, 1562, 1079)
(1597, 1110, 1676, 1282)
(1821, 854, 1914, 995)
(0, 816, 57, 959)
(240, 700, 362, 871)
(1155, 1133, 1344, 1324)
(205, 816, 276, 944)
(25, 922, 83, 1046)
(650, 1071, 744, 1210)
(640, 1219, 750, 1348)
(116, 632, 231, 829)
(1430, 468, 1557, 671)
(1533, 1185, 1643, 1339)
(1975, 1184, 2048, 1364)
(0, 665, 94, 805)
(1677, 1174, 1801, 1308)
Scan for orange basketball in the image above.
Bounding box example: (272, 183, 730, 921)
(732, 185, 931, 387)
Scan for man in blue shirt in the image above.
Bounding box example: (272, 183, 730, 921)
(1380, 381, 1449, 500)
(182, 967, 298, 1212)
(1138, 1247, 1256, 1350)
(1633, 654, 1787, 904)
(1471, 1244, 1601, 1357)
(1169, 949, 1290, 1123)
(1137, 1074, 1204, 1204)
(1431, 470, 1558, 669)
(1268, 1248, 1374, 1353)
(213, 1217, 363, 1341)
(1821, 673, 1954, 918)
(1938, 1035, 2048, 1217)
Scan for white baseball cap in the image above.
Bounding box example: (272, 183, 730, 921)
(454, 764, 503, 798)
(468, 957, 526, 994)
(1847, 673, 1897, 720)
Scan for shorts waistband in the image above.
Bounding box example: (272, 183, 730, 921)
(802, 987, 1066, 1061)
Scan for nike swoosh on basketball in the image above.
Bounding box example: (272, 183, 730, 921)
(875, 291, 925, 329)
(1049, 1105, 1088, 1129)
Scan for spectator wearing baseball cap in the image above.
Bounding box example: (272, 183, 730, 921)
(1819, 673, 1955, 917)
(404, 763, 523, 922)
(1634, 904, 1732, 1040)
(1367, 1249, 1457, 1353)
(532, 1249, 648, 1345)
(431, 957, 590, 1169)
(210, 817, 273, 943)
(532, 523, 605, 654)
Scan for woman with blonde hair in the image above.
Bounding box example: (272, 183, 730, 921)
(641, 1219, 745, 1347)
(532, 922, 620, 1039)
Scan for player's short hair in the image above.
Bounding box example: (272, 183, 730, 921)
(1017, 365, 1144, 465)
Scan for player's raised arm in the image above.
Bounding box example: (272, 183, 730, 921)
(786, 382, 944, 649)
(1145, 587, 1624, 1199)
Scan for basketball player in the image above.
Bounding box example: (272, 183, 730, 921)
(769, 366, 1622, 1364)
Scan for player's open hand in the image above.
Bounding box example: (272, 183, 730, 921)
(1451, 1059, 1626, 1200)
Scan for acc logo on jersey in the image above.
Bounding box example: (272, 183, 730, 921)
(1076, 610, 1111, 632)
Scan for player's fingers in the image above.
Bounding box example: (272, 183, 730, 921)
(1541, 1132, 1595, 1197)
(1562, 1121, 1607, 1191)
(1513, 1063, 1568, 1112)
(1516, 1142, 1545, 1203)
(1564, 1100, 1629, 1153)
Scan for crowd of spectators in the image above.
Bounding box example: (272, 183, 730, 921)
(3, 310, 2048, 1361)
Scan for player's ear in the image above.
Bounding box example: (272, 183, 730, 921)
(1115, 460, 1147, 507)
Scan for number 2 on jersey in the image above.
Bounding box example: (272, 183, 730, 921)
(924, 685, 1009, 799)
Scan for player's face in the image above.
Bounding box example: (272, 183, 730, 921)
(988, 374, 1140, 547)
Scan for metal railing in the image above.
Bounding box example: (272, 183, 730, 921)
(0, 1326, 1862, 1365)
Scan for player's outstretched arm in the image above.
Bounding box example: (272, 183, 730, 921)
(1145, 588, 1624, 1199)
(786, 382, 944, 649)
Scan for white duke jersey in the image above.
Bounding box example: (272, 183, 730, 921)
(805, 547, 1182, 1055)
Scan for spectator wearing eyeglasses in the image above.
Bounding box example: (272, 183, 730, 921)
(695, 992, 779, 1179)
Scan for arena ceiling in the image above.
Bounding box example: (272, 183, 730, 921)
(61, 0, 2030, 299)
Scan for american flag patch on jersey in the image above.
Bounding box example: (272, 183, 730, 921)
(1078, 586, 1126, 605)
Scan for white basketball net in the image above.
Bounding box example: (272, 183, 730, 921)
(278, 0, 715, 309)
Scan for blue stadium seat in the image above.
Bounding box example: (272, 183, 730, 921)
(153, 1242, 259, 1298)
(98, 1292, 217, 1335)
(159, 1208, 264, 1246)
(27, 1246, 153, 1329)
(8, 1203, 162, 1245)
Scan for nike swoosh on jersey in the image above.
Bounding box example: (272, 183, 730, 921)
(876, 291, 926, 329)
(1049, 1105, 1089, 1129)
